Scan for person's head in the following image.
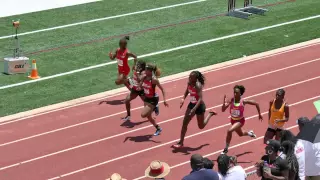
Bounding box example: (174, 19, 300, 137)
(203, 158, 214, 169)
(281, 140, 295, 155)
(296, 116, 309, 132)
(234, 85, 245, 99)
(275, 89, 285, 101)
(189, 71, 205, 86)
(280, 129, 297, 144)
(265, 139, 281, 158)
(136, 60, 146, 73)
(106, 173, 127, 180)
(119, 36, 129, 49)
(145, 63, 161, 78)
(217, 154, 236, 176)
(190, 154, 204, 171)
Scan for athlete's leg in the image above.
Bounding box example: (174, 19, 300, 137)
(275, 129, 282, 141)
(222, 122, 242, 154)
(174, 108, 195, 147)
(197, 111, 217, 129)
(141, 102, 162, 136)
(264, 128, 276, 144)
(123, 91, 139, 120)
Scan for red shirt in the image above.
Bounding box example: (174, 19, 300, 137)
(116, 48, 130, 74)
(142, 79, 155, 98)
(132, 71, 142, 91)
(188, 84, 199, 104)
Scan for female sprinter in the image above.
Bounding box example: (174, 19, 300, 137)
(173, 71, 217, 148)
(109, 36, 137, 89)
(140, 63, 168, 136)
(263, 89, 289, 144)
(221, 85, 263, 154)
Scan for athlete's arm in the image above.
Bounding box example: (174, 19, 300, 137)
(180, 85, 189, 108)
(222, 95, 231, 112)
(282, 104, 289, 122)
(268, 100, 273, 121)
(127, 52, 137, 70)
(244, 100, 263, 121)
(109, 49, 117, 60)
(153, 78, 168, 106)
(190, 82, 203, 114)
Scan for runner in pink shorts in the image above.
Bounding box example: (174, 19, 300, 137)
(221, 85, 263, 154)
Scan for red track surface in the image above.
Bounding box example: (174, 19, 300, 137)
(0, 44, 319, 180)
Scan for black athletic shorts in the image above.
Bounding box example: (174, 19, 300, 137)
(267, 127, 283, 133)
(144, 96, 159, 106)
(187, 102, 206, 115)
(131, 88, 144, 97)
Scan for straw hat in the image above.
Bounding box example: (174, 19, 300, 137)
(106, 173, 127, 180)
(145, 160, 170, 178)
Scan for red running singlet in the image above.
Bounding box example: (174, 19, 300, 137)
(188, 84, 199, 104)
(132, 71, 142, 91)
(116, 48, 130, 76)
(142, 79, 155, 98)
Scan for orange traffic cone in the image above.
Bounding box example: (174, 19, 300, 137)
(28, 59, 40, 79)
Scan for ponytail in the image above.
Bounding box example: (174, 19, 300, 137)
(124, 36, 130, 40)
(154, 65, 161, 78)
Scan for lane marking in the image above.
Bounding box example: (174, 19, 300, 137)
(0, 15, 319, 90)
(2, 88, 319, 173)
(1, 42, 318, 124)
(50, 110, 307, 180)
(0, 0, 206, 40)
(1, 60, 319, 147)
(134, 125, 298, 180)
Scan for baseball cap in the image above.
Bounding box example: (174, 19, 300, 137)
(297, 117, 309, 126)
(266, 139, 281, 152)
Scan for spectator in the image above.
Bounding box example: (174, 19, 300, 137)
(144, 160, 170, 180)
(217, 154, 246, 180)
(281, 140, 300, 180)
(203, 158, 214, 169)
(106, 173, 127, 180)
(280, 129, 306, 180)
(297, 117, 310, 132)
(255, 139, 289, 180)
(182, 154, 219, 180)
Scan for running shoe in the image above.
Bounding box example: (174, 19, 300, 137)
(154, 127, 162, 136)
(121, 116, 130, 121)
(248, 130, 256, 138)
(221, 148, 228, 154)
(154, 105, 159, 116)
(172, 142, 184, 148)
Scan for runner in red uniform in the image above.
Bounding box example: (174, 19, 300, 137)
(109, 36, 137, 90)
(221, 85, 263, 154)
(173, 71, 217, 148)
(140, 63, 168, 136)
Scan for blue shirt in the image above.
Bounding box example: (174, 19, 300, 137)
(182, 168, 220, 180)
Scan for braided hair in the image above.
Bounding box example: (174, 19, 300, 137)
(217, 154, 231, 176)
(191, 71, 205, 86)
(281, 140, 299, 179)
(234, 85, 245, 96)
(280, 130, 297, 145)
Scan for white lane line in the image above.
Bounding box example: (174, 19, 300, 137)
(2, 84, 319, 173)
(50, 94, 313, 180)
(1, 58, 319, 146)
(0, 0, 206, 40)
(0, 15, 319, 90)
(1, 42, 318, 124)
(133, 125, 298, 180)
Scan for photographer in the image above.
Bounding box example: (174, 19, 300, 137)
(255, 140, 289, 180)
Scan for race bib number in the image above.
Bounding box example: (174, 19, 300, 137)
(231, 109, 240, 117)
(117, 59, 123, 66)
(144, 89, 150, 95)
(190, 96, 197, 103)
